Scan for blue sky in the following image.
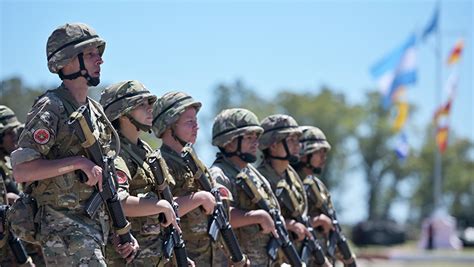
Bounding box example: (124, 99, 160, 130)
(1, 0, 472, 224)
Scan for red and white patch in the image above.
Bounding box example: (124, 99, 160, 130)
(33, 128, 50, 145)
(218, 186, 231, 200)
(116, 170, 129, 184)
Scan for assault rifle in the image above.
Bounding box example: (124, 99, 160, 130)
(305, 177, 356, 267)
(147, 151, 188, 267)
(181, 144, 246, 265)
(274, 186, 327, 265)
(235, 171, 303, 267)
(68, 105, 133, 246)
(0, 205, 31, 265)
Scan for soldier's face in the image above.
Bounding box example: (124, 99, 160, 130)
(62, 46, 103, 78)
(130, 99, 154, 127)
(0, 128, 18, 154)
(310, 149, 327, 168)
(238, 132, 259, 156)
(175, 107, 199, 144)
(285, 133, 301, 156)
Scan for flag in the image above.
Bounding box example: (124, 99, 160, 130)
(422, 7, 438, 41)
(371, 34, 417, 109)
(447, 39, 464, 65)
(395, 132, 410, 160)
(434, 98, 452, 154)
(392, 87, 409, 132)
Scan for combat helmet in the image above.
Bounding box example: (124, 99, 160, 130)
(299, 126, 331, 156)
(0, 105, 22, 135)
(152, 92, 201, 140)
(212, 108, 263, 163)
(259, 114, 302, 163)
(47, 23, 105, 86)
(100, 80, 157, 132)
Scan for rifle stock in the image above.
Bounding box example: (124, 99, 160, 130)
(68, 105, 132, 245)
(181, 144, 245, 264)
(235, 171, 302, 267)
(147, 153, 188, 267)
(305, 177, 356, 267)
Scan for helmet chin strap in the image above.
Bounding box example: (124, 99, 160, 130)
(171, 126, 188, 147)
(59, 53, 100, 86)
(126, 114, 151, 133)
(268, 139, 299, 164)
(220, 136, 257, 163)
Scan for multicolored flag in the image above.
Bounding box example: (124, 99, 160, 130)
(433, 73, 458, 153)
(371, 33, 417, 109)
(392, 87, 409, 132)
(446, 39, 464, 65)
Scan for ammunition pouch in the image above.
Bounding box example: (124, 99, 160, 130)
(7, 193, 40, 245)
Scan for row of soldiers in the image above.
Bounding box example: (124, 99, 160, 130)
(0, 22, 356, 266)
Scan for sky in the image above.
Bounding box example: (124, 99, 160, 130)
(1, 0, 472, 224)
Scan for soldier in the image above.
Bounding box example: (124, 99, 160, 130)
(100, 80, 187, 266)
(153, 92, 246, 266)
(0, 105, 35, 266)
(257, 114, 332, 266)
(209, 108, 286, 266)
(0, 105, 23, 204)
(11, 23, 138, 265)
(294, 126, 356, 266)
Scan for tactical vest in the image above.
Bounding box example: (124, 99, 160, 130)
(30, 86, 111, 211)
(301, 174, 334, 217)
(120, 139, 164, 235)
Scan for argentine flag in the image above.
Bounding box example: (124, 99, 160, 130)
(371, 34, 417, 109)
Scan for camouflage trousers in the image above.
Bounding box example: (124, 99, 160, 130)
(37, 205, 109, 266)
(106, 231, 165, 267)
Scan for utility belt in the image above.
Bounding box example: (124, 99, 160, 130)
(31, 173, 95, 210)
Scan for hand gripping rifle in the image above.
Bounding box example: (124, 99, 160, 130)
(274, 187, 327, 266)
(147, 151, 188, 267)
(235, 171, 303, 267)
(0, 205, 32, 265)
(305, 178, 356, 267)
(181, 143, 246, 265)
(67, 105, 133, 246)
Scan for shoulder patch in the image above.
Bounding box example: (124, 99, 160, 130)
(33, 128, 50, 144)
(116, 170, 129, 184)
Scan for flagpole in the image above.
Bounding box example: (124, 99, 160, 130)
(433, 0, 442, 212)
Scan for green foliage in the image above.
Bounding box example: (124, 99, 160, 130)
(0, 77, 47, 121)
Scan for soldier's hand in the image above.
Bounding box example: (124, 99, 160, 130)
(251, 210, 278, 237)
(186, 257, 195, 267)
(311, 214, 334, 235)
(156, 200, 181, 232)
(80, 158, 103, 192)
(194, 191, 216, 215)
(287, 221, 312, 241)
(112, 233, 140, 264)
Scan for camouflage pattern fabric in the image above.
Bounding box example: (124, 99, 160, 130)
(210, 153, 283, 267)
(299, 126, 331, 156)
(46, 23, 105, 74)
(152, 92, 201, 138)
(257, 161, 308, 252)
(100, 80, 157, 122)
(259, 114, 302, 150)
(10, 84, 112, 265)
(160, 144, 221, 266)
(211, 108, 263, 147)
(0, 105, 23, 135)
(106, 136, 166, 266)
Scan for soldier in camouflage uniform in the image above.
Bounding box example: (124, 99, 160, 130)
(209, 108, 285, 266)
(294, 126, 356, 266)
(10, 23, 138, 266)
(153, 92, 240, 266)
(100, 80, 184, 266)
(0, 105, 41, 266)
(257, 115, 332, 266)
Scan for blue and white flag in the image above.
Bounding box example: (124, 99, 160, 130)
(395, 132, 410, 161)
(371, 34, 417, 109)
(422, 7, 439, 41)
